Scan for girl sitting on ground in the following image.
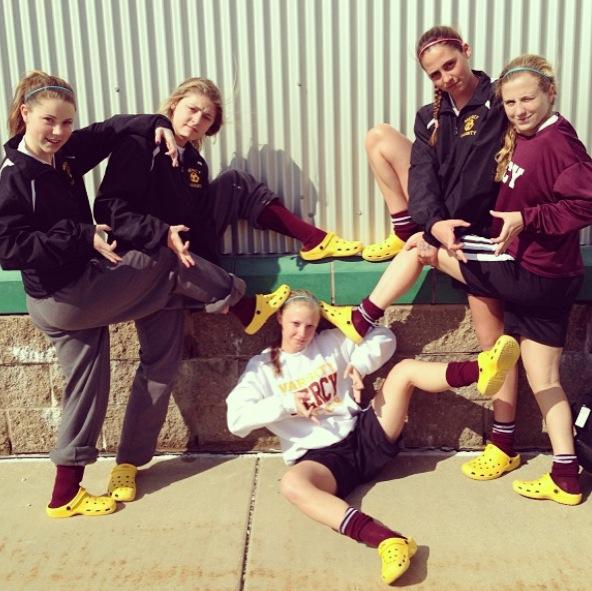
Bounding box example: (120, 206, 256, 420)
(226, 289, 519, 584)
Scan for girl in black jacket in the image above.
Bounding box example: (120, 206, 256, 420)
(342, 26, 517, 485)
(0, 71, 258, 518)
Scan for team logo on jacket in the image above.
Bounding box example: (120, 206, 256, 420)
(61, 161, 75, 185)
(187, 168, 201, 188)
(461, 114, 479, 137)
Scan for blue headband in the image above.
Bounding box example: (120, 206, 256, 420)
(503, 66, 551, 80)
(25, 85, 74, 101)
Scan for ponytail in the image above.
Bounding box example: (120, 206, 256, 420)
(269, 341, 283, 377)
(7, 70, 75, 137)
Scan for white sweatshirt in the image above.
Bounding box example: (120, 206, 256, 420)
(226, 327, 396, 464)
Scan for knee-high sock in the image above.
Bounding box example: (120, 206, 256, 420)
(351, 297, 385, 338)
(391, 210, 420, 242)
(256, 199, 326, 250)
(49, 465, 85, 508)
(551, 455, 580, 494)
(340, 507, 404, 547)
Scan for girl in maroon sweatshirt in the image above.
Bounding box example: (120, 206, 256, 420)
(331, 54, 592, 506)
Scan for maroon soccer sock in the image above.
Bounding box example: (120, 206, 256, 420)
(256, 199, 326, 251)
(489, 421, 516, 457)
(339, 507, 404, 548)
(445, 361, 479, 387)
(551, 455, 580, 494)
(390, 210, 420, 242)
(229, 296, 256, 327)
(351, 297, 385, 339)
(49, 465, 85, 508)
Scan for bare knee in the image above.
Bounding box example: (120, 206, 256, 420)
(365, 123, 401, 152)
(279, 470, 305, 505)
(384, 358, 416, 393)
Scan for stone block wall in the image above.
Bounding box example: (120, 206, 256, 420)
(1, 304, 591, 457)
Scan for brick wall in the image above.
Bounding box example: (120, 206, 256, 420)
(1, 304, 591, 456)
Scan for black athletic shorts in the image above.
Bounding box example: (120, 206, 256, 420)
(460, 259, 583, 347)
(296, 407, 400, 498)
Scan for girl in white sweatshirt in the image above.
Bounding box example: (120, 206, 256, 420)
(226, 290, 518, 584)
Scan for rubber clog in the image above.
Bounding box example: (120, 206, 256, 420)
(319, 301, 363, 344)
(512, 473, 582, 506)
(46, 487, 116, 518)
(362, 234, 406, 262)
(244, 284, 290, 335)
(477, 335, 520, 396)
(461, 443, 521, 480)
(299, 232, 363, 261)
(108, 463, 138, 502)
(378, 536, 418, 584)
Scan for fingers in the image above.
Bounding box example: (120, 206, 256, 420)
(171, 224, 190, 233)
(95, 224, 112, 233)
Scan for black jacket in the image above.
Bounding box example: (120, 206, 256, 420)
(94, 136, 219, 263)
(0, 115, 170, 297)
(408, 72, 508, 245)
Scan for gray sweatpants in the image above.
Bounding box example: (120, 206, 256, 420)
(27, 247, 245, 466)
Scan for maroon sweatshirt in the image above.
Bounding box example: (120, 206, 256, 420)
(494, 114, 592, 278)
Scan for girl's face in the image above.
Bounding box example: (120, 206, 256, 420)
(20, 97, 75, 164)
(170, 92, 217, 146)
(278, 302, 320, 354)
(501, 73, 555, 136)
(420, 43, 474, 101)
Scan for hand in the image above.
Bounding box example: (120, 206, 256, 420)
(431, 219, 471, 263)
(415, 236, 439, 267)
(167, 225, 195, 268)
(343, 363, 364, 404)
(293, 390, 320, 424)
(93, 224, 122, 264)
(490, 210, 524, 255)
(155, 127, 179, 167)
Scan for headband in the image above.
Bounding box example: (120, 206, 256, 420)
(418, 37, 463, 58)
(284, 294, 319, 306)
(502, 66, 551, 80)
(25, 85, 74, 101)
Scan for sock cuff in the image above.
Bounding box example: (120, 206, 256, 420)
(339, 507, 358, 534)
(492, 422, 516, 434)
(552, 454, 577, 464)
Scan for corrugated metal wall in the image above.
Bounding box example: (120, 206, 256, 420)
(1, 0, 591, 252)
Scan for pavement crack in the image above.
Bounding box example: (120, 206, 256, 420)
(239, 455, 261, 591)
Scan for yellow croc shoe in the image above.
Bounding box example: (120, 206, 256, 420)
(320, 301, 363, 344)
(378, 536, 418, 584)
(512, 473, 582, 506)
(245, 284, 290, 335)
(108, 463, 138, 502)
(362, 234, 405, 262)
(461, 443, 521, 480)
(299, 232, 363, 261)
(46, 487, 116, 518)
(477, 335, 520, 396)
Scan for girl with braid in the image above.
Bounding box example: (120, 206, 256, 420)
(227, 290, 519, 584)
(329, 55, 592, 505)
(328, 26, 518, 484)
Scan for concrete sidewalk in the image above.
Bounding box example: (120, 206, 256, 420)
(1, 452, 591, 591)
